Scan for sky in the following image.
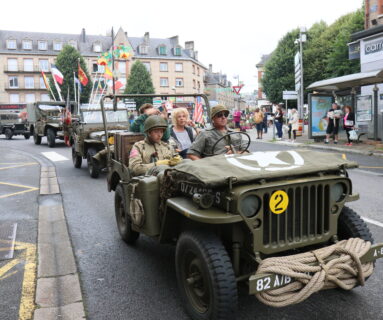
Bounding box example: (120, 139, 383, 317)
(1, 0, 364, 94)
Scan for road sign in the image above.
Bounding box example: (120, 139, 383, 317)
(283, 91, 298, 100)
(232, 84, 244, 95)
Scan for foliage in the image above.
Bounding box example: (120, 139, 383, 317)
(124, 60, 155, 109)
(49, 45, 92, 103)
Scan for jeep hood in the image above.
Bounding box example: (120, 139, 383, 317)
(172, 150, 358, 188)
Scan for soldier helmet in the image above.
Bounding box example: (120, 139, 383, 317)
(144, 115, 168, 133)
(211, 105, 229, 119)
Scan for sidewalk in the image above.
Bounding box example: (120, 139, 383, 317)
(246, 125, 383, 157)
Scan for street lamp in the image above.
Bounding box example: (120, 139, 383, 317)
(295, 27, 306, 120)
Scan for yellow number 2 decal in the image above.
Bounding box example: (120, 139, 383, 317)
(269, 190, 289, 214)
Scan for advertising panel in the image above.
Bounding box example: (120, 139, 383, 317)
(356, 95, 372, 122)
(308, 94, 333, 139)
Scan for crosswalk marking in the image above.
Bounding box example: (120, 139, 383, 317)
(41, 152, 68, 162)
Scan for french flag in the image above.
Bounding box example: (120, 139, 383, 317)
(51, 64, 64, 85)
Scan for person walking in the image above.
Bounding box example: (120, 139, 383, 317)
(288, 108, 299, 142)
(262, 107, 269, 134)
(274, 105, 284, 140)
(233, 109, 241, 129)
(343, 105, 355, 146)
(253, 108, 264, 139)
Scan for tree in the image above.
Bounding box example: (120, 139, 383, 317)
(124, 60, 155, 109)
(49, 45, 92, 103)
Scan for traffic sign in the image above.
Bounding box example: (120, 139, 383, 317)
(232, 84, 244, 95)
(283, 91, 298, 100)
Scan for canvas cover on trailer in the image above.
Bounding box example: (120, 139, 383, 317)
(170, 150, 358, 188)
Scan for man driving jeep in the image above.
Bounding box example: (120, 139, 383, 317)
(129, 115, 181, 176)
(187, 105, 246, 160)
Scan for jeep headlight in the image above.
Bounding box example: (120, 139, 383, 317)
(240, 194, 261, 217)
(101, 135, 107, 143)
(331, 183, 346, 202)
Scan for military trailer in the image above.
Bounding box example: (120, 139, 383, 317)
(27, 101, 77, 147)
(0, 111, 30, 140)
(71, 103, 130, 178)
(102, 94, 383, 320)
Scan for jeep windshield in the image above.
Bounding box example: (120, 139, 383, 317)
(37, 105, 64, 117)
(82, 110, 128, 124)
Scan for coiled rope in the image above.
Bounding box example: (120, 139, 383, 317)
(255, 238, 374, 307)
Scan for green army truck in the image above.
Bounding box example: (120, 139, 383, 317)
(27, 101, 77, 147)
(0, 111, 30, 140)
(101, 94, 383, 320)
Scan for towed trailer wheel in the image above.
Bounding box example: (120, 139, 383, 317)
(24, 133, 30, 139)
(176, 231, 238, 320)
(47, 128, 56, 148)
(5, 128, 13, 140)
(72, 145, 82, 168)
(87, 148, 100, 178)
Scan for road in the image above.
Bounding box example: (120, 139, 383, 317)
(1, 135, 383, 320)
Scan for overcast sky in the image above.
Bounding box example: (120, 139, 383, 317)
(2, 0, 363, 93)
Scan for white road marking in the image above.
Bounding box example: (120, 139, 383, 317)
(41, 152, 68, 162)
(361, 216, 383, 228)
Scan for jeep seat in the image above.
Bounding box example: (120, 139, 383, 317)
(114, 132, 145, 166)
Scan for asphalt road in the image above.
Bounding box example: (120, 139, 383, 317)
(1, 135, 383, 320)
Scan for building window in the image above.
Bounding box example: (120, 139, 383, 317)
(139, 45, 148, 54)
(93, 43, 102, 53)
(7, 39, 17, 49)
(9, 94, 19, 103)
(40, 77, 46, 89)
(54, 41, 62, 51)
(175, 63, 183, 72)
(41, 94, 50, 101)
(159, 46, 167, 55)
(193, 79, 196, 89)
(175, 78, 183, 87)
(25, 77, 34, 89)
(174, 47, 182, 56)
(25, 93, 35, 103)
(143, 62, 151, 72)
(24, 59, 33, 72)
(39, 59, 49, 72)
(8, 58, 18, 71)
(160, 78, 168, 87)
(92, 63, 105, 73)
(38, 41, 47, 50)
(23, 40, 32, 50)
(160, 62, 168, 72)
(192, 65, 195, 74)
(69, 40, 77, 49)
(9, 76, 18, 88)
(198, 81, 201, 91)
(118, 61, 126, 74)
(197, 67, 200, 76)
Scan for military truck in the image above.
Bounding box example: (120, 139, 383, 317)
(0, 111, 30, 140)
(101, 94, 383, 320)
(71, 103, 130, 178)
(27, 101, 77, 147)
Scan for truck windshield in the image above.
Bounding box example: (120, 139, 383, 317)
(82, 110, 128, 123)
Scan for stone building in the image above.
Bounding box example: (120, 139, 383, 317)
(255, 54, 271, 100)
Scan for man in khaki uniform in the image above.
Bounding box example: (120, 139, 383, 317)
(187, 105, 247, 160)
(129, 115, 181, 176)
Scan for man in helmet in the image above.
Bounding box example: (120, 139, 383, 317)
(187, 105, 247, 160)
(129, 115, 182, 176)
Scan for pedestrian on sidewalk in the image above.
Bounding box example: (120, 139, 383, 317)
(253, 107, 264, 139)
(233, 109, 241, 129)
(274, 105, 284, 140)
(288, 108, 299, 142)
(325, 103, 342, 144)
(262, 107, 269, 134)
(343, 105, 355, 146)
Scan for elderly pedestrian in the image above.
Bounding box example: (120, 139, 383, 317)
(288, 108, 299, 142)
(325, 103, 342, 144)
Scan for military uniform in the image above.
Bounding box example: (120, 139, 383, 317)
(129, 138, 175, 176)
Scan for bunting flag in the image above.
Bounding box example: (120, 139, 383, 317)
(78, 63, 88, 86)
(103, 66, 113, 79)
(41, 71, 51, 90)
(193, 96, 203, 123)
(51, 64, 64, 85)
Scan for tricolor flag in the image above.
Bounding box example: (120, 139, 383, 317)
(193, 96, 203, 123)
(51, 64, 64, 85)
(78, 63, 88, 86)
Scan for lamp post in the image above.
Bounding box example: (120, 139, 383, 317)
(295, 27, 306, 120)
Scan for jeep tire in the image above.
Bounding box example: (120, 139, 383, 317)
(33, 132, 41, 145)
(24, 133, 30, 140)
(5, 128, 13, 140)
(176, 230, 238, 320)
(47, 128, 56, 148)
(72, 145, 82, 168)
(338, 206, 374, 243)
(115, 184, 139, 244)
(87, 148, 100, 178)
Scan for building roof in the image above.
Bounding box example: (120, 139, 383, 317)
(351, 24, 383, 41)
(256, 54, 272, 68)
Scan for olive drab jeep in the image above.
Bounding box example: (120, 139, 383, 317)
(27, 101, 78, 148)
(70, 103, 130, 178)
(101, 94, 383, 320)
(0, 110, 30, 140)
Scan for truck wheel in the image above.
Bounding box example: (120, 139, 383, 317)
(24, 133, 30, 140)
(87, 148, 100, 178)
(72, 145, 82, 168)
(5, 128, 13, 140)
(115, 184, 139, 244)
(47, 128, 56, 148)
(338, 206, 374, 243)
(176, 231, 238, 320)
(33, 132, 41, 145)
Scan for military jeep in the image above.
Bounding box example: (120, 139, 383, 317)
(0, 110, 30, 140)
(101, 94, 383, 320)
(70, 103, 130, 178)
(27, 101, 77, 147)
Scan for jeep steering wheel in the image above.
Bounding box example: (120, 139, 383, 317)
(211, 131, 251, 156)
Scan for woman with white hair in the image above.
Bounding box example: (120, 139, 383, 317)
(170, 108, 197, 158)
(288, 108, 299, 142)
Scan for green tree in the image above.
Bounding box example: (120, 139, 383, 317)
(124, 60, 155, 109)
(49, 45, 92, 103)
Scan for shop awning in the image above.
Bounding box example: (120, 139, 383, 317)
(307, 69, 383, 91)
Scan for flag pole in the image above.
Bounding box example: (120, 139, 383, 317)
(89, 71, 98, 104)
(42, 72, 57, 102)
(73, 72, 77, 105)
(52, 75, 63, 101)
(112, 27, 115, 98)
(77, 59, 81, 106)
(97, 80, 108, 104)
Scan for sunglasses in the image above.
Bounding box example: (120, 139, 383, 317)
(215, 112, 229, 118)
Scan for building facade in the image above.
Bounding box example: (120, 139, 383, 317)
(255, 54, 271, 100)
(0, 28, 206, 105)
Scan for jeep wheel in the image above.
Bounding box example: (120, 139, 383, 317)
(72, 145, 82, 168)
(338, 206, 374, 243)
(47, 128, 56, 148)
(115, 184, 139, 244)
(33, 132, 41, 145)
(24, 133, 30, 140)
(87, 148, 100, 178)
(176, 231, 237, 320)
(5, 128, 13, 140)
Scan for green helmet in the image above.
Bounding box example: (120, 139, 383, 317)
(144, 115, 168, 133)
(211, 105, 229, 119)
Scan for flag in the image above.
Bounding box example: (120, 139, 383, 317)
(104, 66, 113, 80)
(78, 64, 88, 86)
(107, 78, 125, 91)
(193, 97, 203, 123)
(51, 64, 64, 85)
(41, 71, 51, 90)
(74, 76, 82, 92)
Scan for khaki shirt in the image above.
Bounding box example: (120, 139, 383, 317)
(187, 127, 245, 158)
(129, 138, 175, 176)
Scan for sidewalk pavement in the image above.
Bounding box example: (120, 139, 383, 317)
(246, 125, 383, 157)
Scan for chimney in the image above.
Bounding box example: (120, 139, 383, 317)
(209, 64, 212, 73)
(185, 41, 194, 50)
(169, 35, 179, 46)
(144, 32, 149, 44)
(81, 28, 86, 42)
